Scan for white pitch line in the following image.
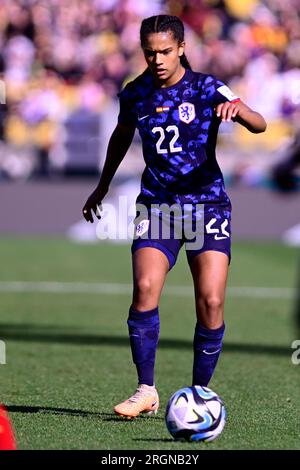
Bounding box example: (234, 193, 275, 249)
(0, 282, 296, 299)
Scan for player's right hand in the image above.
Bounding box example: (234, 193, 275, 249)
(82, 188, 105, 223)
(215, 99, 242, 122)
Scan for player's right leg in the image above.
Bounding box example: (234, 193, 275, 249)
(114, 247, 169, 418)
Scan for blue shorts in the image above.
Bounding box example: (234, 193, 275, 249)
(131, 203, 231, 270)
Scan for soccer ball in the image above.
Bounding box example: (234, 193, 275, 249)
(165, 385, 226, 442)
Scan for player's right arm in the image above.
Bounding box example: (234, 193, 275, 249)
(82, 122, 136, 223)
(206, 76, 267, 133)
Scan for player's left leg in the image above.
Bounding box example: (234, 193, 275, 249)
(188, 250, 229, 386)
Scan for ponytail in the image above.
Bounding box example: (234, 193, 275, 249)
(180, 53, 192, 70)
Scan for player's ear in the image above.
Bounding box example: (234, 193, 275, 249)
(178, 42, 185, 57)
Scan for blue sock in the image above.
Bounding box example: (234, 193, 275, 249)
(127, 306, 160, 386)
(192, 322, 225, 386)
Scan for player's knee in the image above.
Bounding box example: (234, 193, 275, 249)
(134, 277, 155, 300)
(206, 296, 223, 311)
(198, 295, 224, 316)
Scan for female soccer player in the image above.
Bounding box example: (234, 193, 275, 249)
(82, 15, 266, 418)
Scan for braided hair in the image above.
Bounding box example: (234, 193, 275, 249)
(140, 15, 192, 70)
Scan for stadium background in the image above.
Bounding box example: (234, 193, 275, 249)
(0, 0, 299, 450)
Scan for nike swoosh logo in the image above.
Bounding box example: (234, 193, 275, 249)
(214, 235, 228, 240)
(138, 115, 149, 121)
(203, 349, 221, 355)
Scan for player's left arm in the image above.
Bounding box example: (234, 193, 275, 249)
(216, 100, 267, 133)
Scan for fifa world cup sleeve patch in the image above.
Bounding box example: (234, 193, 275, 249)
(216, 85, 239, 102)
(136, 220, 150, 237)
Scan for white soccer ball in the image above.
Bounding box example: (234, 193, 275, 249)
(165, 385, 226, 442)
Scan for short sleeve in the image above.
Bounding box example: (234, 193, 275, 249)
(203, 75, 240, 106)
(117, 86, 137, 127)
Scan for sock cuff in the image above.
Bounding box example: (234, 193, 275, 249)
(129, 305, 159, 321)
(195, 322, 225, 339)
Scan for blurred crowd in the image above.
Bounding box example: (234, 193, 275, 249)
(0, 0, 299, 183)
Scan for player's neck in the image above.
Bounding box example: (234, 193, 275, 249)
(156, 65, 186, 89)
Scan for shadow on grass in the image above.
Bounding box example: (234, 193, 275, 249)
(5, 406, 164, 422)
(0, 323, 291, 356)
(6, 405, 108, 418)
(133, 438, 175, 443)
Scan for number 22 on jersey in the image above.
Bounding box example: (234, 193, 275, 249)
(152, 126, 182, 154)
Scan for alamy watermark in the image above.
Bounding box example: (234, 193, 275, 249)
(95, 199, 207, 250)
(291, 340, 300, 365)
(0, 340, 6, 365)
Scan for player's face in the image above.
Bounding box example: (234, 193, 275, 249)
(143, 31, 185, 86)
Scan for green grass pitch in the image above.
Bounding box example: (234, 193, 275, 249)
(0, 238, 299, 450)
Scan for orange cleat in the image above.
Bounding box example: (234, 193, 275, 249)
(114, 384, 159, 419)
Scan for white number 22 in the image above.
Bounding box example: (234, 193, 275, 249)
(152, 125, 182, 154)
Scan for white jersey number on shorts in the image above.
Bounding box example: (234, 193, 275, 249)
(206, 218, 229, 240)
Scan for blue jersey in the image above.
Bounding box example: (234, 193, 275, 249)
(118, 68, 238, 206)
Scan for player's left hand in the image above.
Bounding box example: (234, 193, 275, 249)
(215, 100, 241, 122)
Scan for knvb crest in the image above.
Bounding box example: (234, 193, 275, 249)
(178, 102, 195, 124)
(136, 219, 149, 237)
